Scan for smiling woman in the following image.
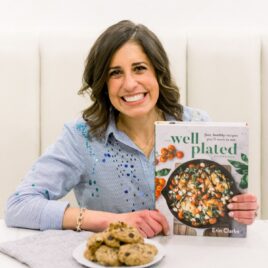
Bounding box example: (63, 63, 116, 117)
(78, 20, 183, 138)
(106, 41, 162, 157)
(4, 20, 258, 238)
(107, 41, 160, 119)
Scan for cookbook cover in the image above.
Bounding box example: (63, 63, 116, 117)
(154, 121, 249, 237)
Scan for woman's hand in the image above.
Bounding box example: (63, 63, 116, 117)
(227, 193, 258, 225)
(117, 209, 170, 238)
(63, 208, 169, 237)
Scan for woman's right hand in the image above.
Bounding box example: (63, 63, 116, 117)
(63, 207, 169, 238)
(116, 209, 170, 238)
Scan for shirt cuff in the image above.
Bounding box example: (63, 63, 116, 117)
(40, 200, 70, 230)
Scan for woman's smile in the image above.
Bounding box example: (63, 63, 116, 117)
(121, 92, 148, 104)
(107, 41, 159, 118)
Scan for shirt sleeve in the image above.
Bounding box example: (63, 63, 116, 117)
(182, 106, 212, 122)
(4, 121, 86, 230)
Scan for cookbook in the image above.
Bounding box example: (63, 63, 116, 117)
(154, 121, 249, 237)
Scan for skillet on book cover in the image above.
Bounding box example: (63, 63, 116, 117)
(161, 159, 240, 229)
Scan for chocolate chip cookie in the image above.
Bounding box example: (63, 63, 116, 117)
(118, 243, 158, 266)
(84, 222, 158, 267)
(104, 231, 121, 248)
(83, 247, 96, 261)
(109, 222, 144, 244)
(86, 232, 105, 250)
(95, 245, 121, 266)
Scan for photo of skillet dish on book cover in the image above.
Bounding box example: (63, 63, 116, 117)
(154, 121, 249, 237)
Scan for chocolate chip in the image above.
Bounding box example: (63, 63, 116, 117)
(128, 233, 134, 238)
(125, 252, 130, 257)
(108, 235, 114, 240)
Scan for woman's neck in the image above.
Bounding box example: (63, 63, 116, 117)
(116, 109, 164, 157)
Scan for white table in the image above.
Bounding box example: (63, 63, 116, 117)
(0, 219, 268, 268)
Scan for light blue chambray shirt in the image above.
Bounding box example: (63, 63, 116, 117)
(5, 106, 210, 230)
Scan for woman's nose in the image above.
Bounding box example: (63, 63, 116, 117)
(122, 73, 138, 91)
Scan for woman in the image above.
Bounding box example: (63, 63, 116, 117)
(5, 20, 258, 238)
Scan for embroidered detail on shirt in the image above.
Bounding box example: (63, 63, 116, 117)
(76, 122, 89, 139)
(76, 122, 93, 151)
(105, 138, 149, 210)
(76, 122, 97, 176)
(44, 190, 50, 200)
(74, 121, 155, 210)
(87, 179, 99, 198)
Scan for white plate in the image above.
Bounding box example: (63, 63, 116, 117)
(72, 238, 165, 268)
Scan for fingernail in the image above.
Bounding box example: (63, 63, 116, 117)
(232, 196, 237, 202)
(227, 204, 233, 209)
(228, 212, 234, 217)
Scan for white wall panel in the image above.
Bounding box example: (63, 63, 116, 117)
(261, 35, 268, 218)
(39, 32, 92, 151)
(186, 33, 262, 214)
(0, 33, 40, 217)
(160, 34, 187, 105)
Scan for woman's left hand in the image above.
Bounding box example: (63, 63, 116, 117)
(227, 193, 259, 225)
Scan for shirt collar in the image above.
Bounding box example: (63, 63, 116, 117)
(104, 112, 117, 144)
(104, 109, 130, 146)
(104, 111, 176, 145)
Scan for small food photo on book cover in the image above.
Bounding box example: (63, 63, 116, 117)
(154, 121, 249, 238)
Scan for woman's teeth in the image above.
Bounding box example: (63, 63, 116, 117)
(123, 93, 145, 102)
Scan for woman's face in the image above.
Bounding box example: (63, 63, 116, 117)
(107, 41, 159, 119)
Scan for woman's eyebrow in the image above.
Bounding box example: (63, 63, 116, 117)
(108, 62, 148, 70)
(108, 66, 121, 71)
(132, 62, 147, 66)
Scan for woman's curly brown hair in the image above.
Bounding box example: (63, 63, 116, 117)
(78, 20, 183, 138)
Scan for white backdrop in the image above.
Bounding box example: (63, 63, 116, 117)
(1, 0, 268, 33)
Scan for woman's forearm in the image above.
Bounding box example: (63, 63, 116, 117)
(5, 194, 69, 230)
(62, 207, 115, 232)
(62, 207, 170, 238)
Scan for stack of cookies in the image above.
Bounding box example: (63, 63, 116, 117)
(84, 221, 158, 266)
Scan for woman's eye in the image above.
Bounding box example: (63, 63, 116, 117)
(134, 65, 146, 72)
(109, 69, 121, 77)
